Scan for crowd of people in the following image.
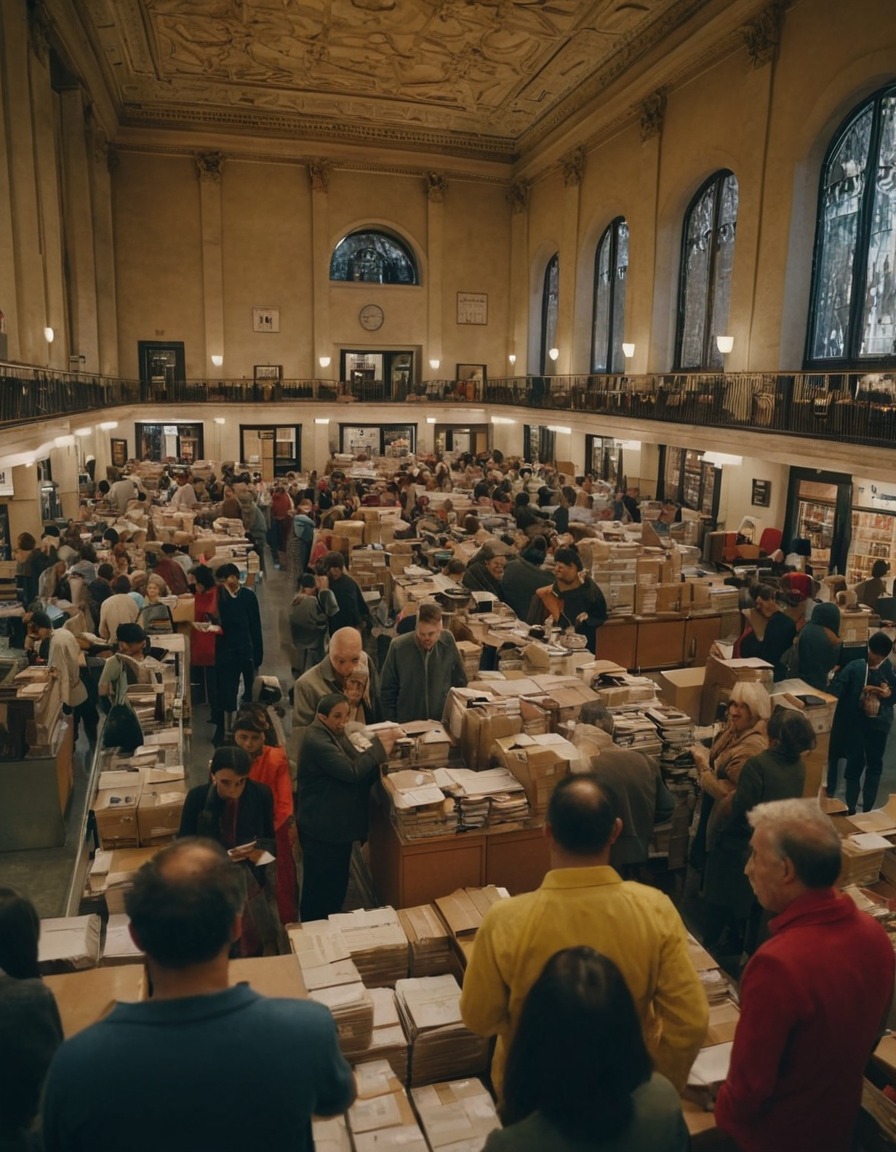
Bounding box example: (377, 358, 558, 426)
(4, 451, 896, 1149)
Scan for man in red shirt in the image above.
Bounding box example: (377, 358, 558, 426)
(709, 798, 894, 1152)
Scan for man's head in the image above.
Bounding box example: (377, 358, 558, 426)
(328, 627, 363, 682)
(322, 551, 345, 580)
(97, 562, 115, 583)
(299, 573, 317, 594)
(113, 575, 132, 595)
(546, 774, 621, 860)
(116, 622, 146, 656)
(746, 799, 841, 914)
(415, 603, 443, 652)
(27, 610, 54, 641)
(216, 563, 241, 593)
(125, 839, 244, 969)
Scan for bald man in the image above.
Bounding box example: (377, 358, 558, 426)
(292, 627, 381, 764)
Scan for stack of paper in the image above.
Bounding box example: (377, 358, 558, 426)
(411, 1079, 502, 1151)
(38, 915, 102, 975)
(398, 905, 456, 978)
(329, 907, 410, 987)
(395, 975, 490, 1087)
(841, 832, 890, 887)
(311, 1117, 352, 1152)
(100, 913, 144, 966)
(700, 968, 733, 1007)
(287, 923, 373, 1057)
(354, 987, 410, 1082)
(348, 1059, 427, 1152)
(434, 887, 509, 967)
(437, 768, 529, 830)
(382, 770, 454, 839)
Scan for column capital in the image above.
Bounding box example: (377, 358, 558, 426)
(506, 179, 531, 214)
(425, 172, 447, 202)
(742, 1, 786, 68)
(28, 1, 51, 64)
(639, 89, 668, 142)
(195, 151, 225, 183)
(560, 145, 585, 188)
(309, 159, 333, 192)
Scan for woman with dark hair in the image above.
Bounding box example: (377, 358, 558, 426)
(701, 707, 816, 956)
(488, 947, 687, 1151)
(529, 546, 608, 654)
(178, 746, 280, 955)
(190, 564, 219, 718)
(0, 888, 64, 1147)
(737, 584, 797, 680)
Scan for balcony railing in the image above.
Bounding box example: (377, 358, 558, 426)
(2, 364, 896, 450)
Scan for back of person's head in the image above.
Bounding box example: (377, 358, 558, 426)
(97, 562, 115, 581)
(502, 946, 651, 1141)
(872, 559, 890, 579)
(869, 630, 894, 658)
(463, 514, 480, 534)
(193, 564, 215, 592)
(29, 610, 52, 631)
(113, 575, 132, 594)
(210, 745, 251, 776)
(515, 492, 530, 507)
(766, 707, 817, 761)
(748, 799, 841, 889)
(117, 622, 146, 645)
(553, 545, 583, 571)
(521, 538, 547, 565)
(445, 558, 466, 577)
(810, 601, 841, 632)
(125, 839, 244, 969)
(300, 572, 317, 589)
(577, 702, 614, 735)
(547, 774, 618, 856)
(0, 887, 41, 978)
(80, 543, 97, 562)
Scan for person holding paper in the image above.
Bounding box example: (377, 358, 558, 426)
(42, 840, 354, 1152)
(704, 799, 894, 1152)
(179, 746, 281, 956)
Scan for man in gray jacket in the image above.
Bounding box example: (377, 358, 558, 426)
(380, 602, 467, 723)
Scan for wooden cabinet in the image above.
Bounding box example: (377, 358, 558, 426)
(485, 826, 551, 895)
(636, 619, 686, 669)
(598, 620, 638, 668)
(683, 615, 721, 665)
(599, 614, 724, 671)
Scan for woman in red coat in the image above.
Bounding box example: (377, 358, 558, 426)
(269, 484, 294, 570)
(190, 564, 220, 719)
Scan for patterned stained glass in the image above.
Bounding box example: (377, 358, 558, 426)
(591, 218, 629, 373)
(330, 229, 418, 284)
(541, 254, 559, 372)
(677, 172, 739, 370)
(860, 97, 896, 356)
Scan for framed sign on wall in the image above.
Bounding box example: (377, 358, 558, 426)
(751, 478, 772, 507)
(457, 292, 488, 325)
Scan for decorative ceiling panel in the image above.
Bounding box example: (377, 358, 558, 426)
(68, 0, 711, 157)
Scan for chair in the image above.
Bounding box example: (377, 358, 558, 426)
(758, 527, 783, 555)
(873, 597, 896, 624)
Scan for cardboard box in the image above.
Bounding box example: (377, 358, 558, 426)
(493, 733, 574, 814)
(44, 965, 146, 1036)
(137, 782, 186, 845)
(659, 666, 706, 724)
(770, 680, 837, 734)
(459, 703, 523, 771)
(93, 783, 143, 848)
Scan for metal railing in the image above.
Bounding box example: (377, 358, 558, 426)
(2, 363, 896, 450)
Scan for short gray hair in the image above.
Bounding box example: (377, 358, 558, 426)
(417, 602, 442, 626)
(748, 798, 841, 888)
(730, 680, 772, 721)
(578, 702, 614, 735)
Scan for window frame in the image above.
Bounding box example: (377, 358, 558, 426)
(329, 228, 419, 285)
(591, 217, 629, 374)
(540, 253, 560, 374)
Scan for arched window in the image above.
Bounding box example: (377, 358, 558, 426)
(676, 171, 739, 370)
(591, 217, 629, 373)
(329, 229, 419, 284)
(540, 253, 559, 373)
(807, 86, 896, 365)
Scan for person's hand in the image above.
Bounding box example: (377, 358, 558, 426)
(576, 612, 588, 624)
(376, 725, 402, 756)
(228, 841, 257, 862)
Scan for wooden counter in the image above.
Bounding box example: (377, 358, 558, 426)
(0, 719, 73, 851)
(598, 613, 724, 671)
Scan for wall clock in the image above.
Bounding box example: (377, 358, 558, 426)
(359, 304, 384, 331)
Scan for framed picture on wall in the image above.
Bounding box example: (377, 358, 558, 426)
(254, 364, 282, 380)
(252, 308, 280, 333)
(457, 293, 488, 325)
(110, 438, 128, 468)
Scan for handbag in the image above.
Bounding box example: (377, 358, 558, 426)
(862, 662, 881, 717)
(102, 702, 144, 753)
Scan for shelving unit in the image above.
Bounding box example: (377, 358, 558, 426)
(796, 497, 834, 576)
(848, 509, 896, 583)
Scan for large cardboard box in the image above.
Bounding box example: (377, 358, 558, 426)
(459, 703, 523, 771)
(93, 783, 143, 848)
(137, 782, 186, 845)
(659, 666, 706, 723)
(493, 733, 575, 814)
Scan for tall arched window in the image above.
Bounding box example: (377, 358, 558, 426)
(540, 253, 559, 373)
(329, 229, 418, 284)
(676, 171, 739, 370)
(591, 217, 629, 373)
(807, 86, 896, 365)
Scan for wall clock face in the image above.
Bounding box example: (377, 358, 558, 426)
(359, 304, 384, 331)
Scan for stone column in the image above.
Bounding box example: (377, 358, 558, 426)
(637, 89, 667, 374)
(507, 180, 530, 373)
(87, 121, 120, 377)
(196, 152, 226, 376)
(60, 89, 100, 372)
(425, 173, 447, 373)
(557, 146, 585, 374)
(309, 160, 332, 379)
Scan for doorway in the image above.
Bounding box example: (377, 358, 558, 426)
(240, 425, 302, 480)
(136, 422, 204, 464)
(137, 342, 186, 397)
(783, 468, 853, 578)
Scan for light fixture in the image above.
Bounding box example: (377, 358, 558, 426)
(98, 421, 118, 431)
(491, 416, 516, 425)
(716, 335, 734, 355)
(429, 358, 440, 371)
(44, 327, 54, 344)
(547, 424, 571, 435)
(210, 354, 223, 368)
(315, 417, 330, 425)
(213, 417, 226, 425)
(73, 427, 91, 437)
(426, 416, 437, 424)
(702, 450, 743, 467)
(622, 342, 635, 358)
(508, 354, 517, 366)
(548, 347, 560, 361)
(318, 356, 331, 369)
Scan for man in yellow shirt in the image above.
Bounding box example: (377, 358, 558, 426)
(460, 774, 708, 1099)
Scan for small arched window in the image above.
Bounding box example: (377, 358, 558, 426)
(807, 86, 896, 366)
(676, 171, 739, 370)
(329, 229, 419, 285)
(591, 217, 629, 373)
(540, 253, 559, 373)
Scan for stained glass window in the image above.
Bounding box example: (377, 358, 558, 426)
(591, 218, 629, 373)
(330, 229, 418, 284)
(541, 254, 559, 373)
(676, 171, 739, 370)
(809, 88, 896, 364)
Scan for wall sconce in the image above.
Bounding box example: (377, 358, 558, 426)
(716, 335, 734, 355)
(318, 356, 331, 369)
(548, 347, 560, 361)
(508, 354, 517, 367)
(547, 424, 571, 435)
(426, 416, 437, 424)
(622, 342, 635, 359)
(213, 417, 226, 425)
(98, 421, 118, 431)
(73, 427, 92, 437)
(429, 358, 440, 371)
(210, 355, 223, 368)
(315, 417, 330, 425)
(44, 327, 55, 344)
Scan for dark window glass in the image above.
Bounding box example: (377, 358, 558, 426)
(676, 172, 739, 370)
(330, 229, 418, 284)
(808, 88, 896, 364)
(591, 218, 629, 373)
(540, 254, 559, 373)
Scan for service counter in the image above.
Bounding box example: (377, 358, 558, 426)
(596, 611, 740, 671)
(368, 795, 551, 908)
(0, 719, 73, 850)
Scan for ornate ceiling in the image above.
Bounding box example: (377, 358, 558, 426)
(66, 0, 715, 160)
